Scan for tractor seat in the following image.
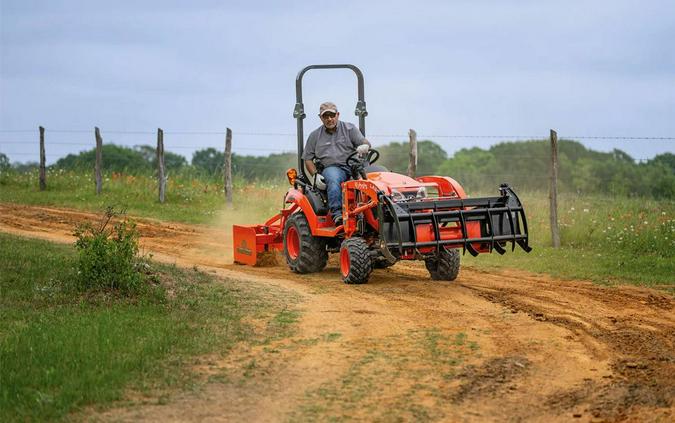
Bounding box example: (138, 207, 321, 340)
(305, 187, 329, 215)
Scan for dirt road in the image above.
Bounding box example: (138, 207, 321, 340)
(1, 203, 673, 422)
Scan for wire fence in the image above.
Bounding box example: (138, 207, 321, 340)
(1, 128, 673, 165)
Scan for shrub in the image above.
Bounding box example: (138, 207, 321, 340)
(74, 207, 146, 295)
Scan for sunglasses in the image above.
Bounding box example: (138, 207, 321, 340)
(321, 113, 337, 119)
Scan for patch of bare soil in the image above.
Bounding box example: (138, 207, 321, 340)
(1, 203, 673, 422)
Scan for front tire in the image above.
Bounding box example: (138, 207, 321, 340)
(283, 212, 327, 273)
(425, 248, 460, 281)
(340, 237, 372, 284)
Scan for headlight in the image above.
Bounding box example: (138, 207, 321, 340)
(390, 189, 406, 202)
(416, 187, 427, 199)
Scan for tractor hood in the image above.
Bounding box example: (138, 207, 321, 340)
(366, 172, 440, 200)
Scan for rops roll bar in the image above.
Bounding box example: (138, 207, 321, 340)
(293, 64, 367, 180)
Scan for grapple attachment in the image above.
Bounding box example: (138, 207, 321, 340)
(379, 184, 532, 257)
(232, 215, 284, 265)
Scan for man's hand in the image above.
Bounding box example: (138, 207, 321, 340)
(356, 144, 369, 156)
(313, 173, 326, 190)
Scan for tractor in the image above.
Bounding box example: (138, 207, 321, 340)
(233, 64, 531, 284)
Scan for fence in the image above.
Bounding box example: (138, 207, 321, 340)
(1, 126, 673, 247)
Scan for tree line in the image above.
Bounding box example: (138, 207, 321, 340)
(1, 139, 673, 198)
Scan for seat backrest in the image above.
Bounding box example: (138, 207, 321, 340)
(305, 188, 329, 215)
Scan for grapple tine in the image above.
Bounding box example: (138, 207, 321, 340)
(458, 202, 468, 256)
(518, 239, 533, 253)
(505, 205, 517, 252)
(465, 242, 480, 257)
(494, 242, 506, 255)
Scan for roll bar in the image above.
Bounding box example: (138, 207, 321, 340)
(293, 64, 367, 180)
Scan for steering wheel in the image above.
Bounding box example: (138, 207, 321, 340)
(346, 148, 380, 167)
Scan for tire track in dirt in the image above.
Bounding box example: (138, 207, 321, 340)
(1, 203, 673, 422)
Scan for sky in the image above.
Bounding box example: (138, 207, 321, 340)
(1, 0, 674, 165)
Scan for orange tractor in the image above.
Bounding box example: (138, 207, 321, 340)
(233, 64, 531, 284)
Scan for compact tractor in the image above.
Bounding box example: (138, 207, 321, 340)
(233, 64, 531, 284)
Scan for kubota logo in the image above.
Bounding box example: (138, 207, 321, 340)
(354, 182, 371, 191)
(236, 239, 253, 256)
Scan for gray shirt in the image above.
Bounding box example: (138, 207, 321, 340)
(302, 121, 366, 167)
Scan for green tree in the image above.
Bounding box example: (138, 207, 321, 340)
(376, 140, 448, 176)
(650, 153, 675, 173)
(191, 148, 224, 176)
(436, 147, 498, 192)
(55, 144, 151, 173)
(0, 153, 9, 171)
(135, 145, 187, 172)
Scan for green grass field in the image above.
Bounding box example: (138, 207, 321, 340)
(1, 169, 673, 287)
(463, 191, 674, 288)
(0, 233, 299, 421)
(0, 169, 282, 224)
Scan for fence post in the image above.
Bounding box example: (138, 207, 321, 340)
(224, 127, 233, 206)
(157, 128, 165, 203)
(39, 126, 46, 190)
(407, 128, 417, 177)
(549, 129, 561, 248)
(95, 127, 103, 195)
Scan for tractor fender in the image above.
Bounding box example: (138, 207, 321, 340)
(416, 176, 468, 198)
(283, 188, 325, 235)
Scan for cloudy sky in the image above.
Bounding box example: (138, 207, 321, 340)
(1, 0, 674, 164)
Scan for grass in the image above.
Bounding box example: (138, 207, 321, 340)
(289, 328, 479, 422)
(0, 169, 673, 287)
(462, 191, 675, 288)
(0, 233, 299, 422)
(0, 168, 283, 225)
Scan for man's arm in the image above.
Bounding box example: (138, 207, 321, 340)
(348, 124, 370, 147)
(305, 160, 317, 176)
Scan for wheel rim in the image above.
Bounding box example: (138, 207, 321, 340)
(287, 226, 300, 260)
(340, 247, 350, 277)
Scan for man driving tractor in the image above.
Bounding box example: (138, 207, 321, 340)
(302, 101, 371, 226)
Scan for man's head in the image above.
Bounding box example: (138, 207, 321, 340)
(319, 102, 339, 130)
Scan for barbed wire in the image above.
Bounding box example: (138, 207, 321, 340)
(1, 128, 675, 141)
(0, 149, 658, 163)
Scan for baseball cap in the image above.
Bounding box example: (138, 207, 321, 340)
(319, 102, 338, 116)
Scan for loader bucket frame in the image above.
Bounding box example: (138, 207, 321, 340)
(378, 184, 532, 258)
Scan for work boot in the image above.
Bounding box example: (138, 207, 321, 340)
(333, 214, 343, 227)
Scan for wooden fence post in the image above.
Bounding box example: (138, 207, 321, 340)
(39, 126, 46, 190)
(224, 127, 233, 206)
(95, 127, 103, 195)
(407, 128, 417, 177)
(549, 129, 561, 248)
(157, 128, 166, 203)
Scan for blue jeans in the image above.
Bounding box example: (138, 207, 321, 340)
(322, 165, 351, 220)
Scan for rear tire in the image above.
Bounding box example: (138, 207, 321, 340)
(283, 212, 327, 274)
(340, 237, 372, 284)
(425, 248, 460, 281)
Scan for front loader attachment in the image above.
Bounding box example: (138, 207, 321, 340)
(232, 214, 284, 265)
(379, 184, 532, 258)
